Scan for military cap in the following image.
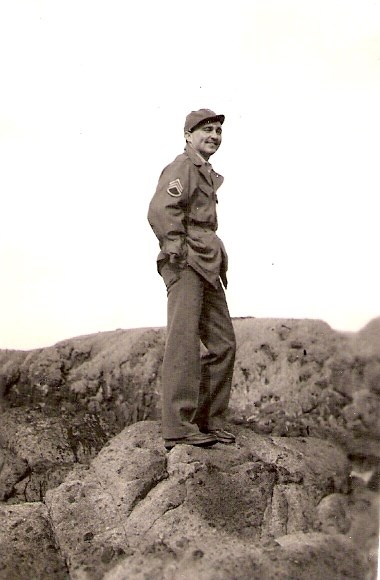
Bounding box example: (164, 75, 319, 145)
(184, 109, 225, 133)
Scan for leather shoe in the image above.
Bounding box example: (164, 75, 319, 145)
(164, 432, 217, 450)
(205, 429, 236, 444)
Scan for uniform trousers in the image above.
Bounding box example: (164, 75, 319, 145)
(160, 264, 236, 440)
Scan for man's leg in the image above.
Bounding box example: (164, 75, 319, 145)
(161, 265, 204, 440)
(196, 280, 236, 431)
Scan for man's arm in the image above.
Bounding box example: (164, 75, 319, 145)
(148, 161, 190, 265)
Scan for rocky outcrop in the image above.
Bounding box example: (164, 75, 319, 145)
(0, 328, 164, 503)
(230, 318, 380, 458)
(0, 327, 164, 427)
(0, 318, 379, 578)
(0, 421, 377, 579)
(43, 422, 374, 579)
(1, 319, 379, 457)
(1, 318, 379, 503)
(0, 407, 109, 503)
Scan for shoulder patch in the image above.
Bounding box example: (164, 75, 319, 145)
(167, 178, 183, 197)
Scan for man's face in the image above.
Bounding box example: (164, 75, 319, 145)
(186, 121, 222, 160)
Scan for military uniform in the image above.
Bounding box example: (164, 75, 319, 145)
(148, 117, 236, 443)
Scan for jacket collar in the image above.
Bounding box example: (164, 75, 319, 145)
(185, 143, 208, 166)
(185, 144, 223, 188)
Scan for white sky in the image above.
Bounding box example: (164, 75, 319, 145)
(1, 0, 379, 350)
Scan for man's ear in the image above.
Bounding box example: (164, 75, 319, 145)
(184, 130, 192, 143)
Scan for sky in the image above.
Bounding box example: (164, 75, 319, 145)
(1, 0, 379, 350)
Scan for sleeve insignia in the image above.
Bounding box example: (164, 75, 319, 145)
(167, 178, 183, 197)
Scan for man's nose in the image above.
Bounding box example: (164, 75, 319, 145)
(209, 129, 220, 140)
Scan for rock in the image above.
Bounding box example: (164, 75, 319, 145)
(315, 493, 351, 534)
(0, 328, 164, 433)
(345, 485, 379, 580)
(273, 532, 366, 580)
(43, 421, 368, 580)
(0, 407, 108, 502)
(230, 318, 380, 455)
(0, 502, 68, 579)
(104, 533, 365, 580)
(0, 318, 378, 577)
(0, 447, 28, 502)
(1, 318, 379, 459)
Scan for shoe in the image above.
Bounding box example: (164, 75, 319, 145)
(204, 429, 236, 444)
(164, 432, 218, 450)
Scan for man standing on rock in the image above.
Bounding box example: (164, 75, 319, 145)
(148, 109, 236, 450)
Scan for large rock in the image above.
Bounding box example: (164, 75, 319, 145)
(0, 502, 68, 579)
(230, 318, 380, 456)
(1, 318, 379, 459)
(43, 421, 370, 580)
(0, 407, 109, 503)
(0, 318, 379, 505)
(0, 318, 379, 578)
(0, 327, 164, 429)
(0, 328, 165, 502)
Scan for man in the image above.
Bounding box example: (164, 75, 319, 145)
(148, 109, 236, 450)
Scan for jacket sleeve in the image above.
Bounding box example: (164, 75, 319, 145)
(147, 159, 190, 262)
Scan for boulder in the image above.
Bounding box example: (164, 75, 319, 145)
(1, 318, 379, 461)
(43, 421, 369, 580)
(0, 502, 68, 579)
(0, 317, 378, 578)
(230, 318, 380, 457)
(0, 328, 164, 430)
(0, 407, 109, 503)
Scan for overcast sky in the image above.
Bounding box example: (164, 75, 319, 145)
(1, 0, 379, 350)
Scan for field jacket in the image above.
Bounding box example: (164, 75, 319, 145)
(148, 144, 228, 288)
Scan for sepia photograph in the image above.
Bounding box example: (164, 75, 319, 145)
(0, 1, 379, 578)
